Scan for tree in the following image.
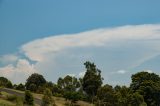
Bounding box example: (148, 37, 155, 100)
(41, 88, 56, 106)
(115, 86, 132, 106)
(24, 90, 34, 105)
(16, 83, 25, 91)
(25, 73, 46, 92)
(82, 61, 103, 102)
(57, 75, 80, 92)
(0, 77, 13, 88)
(64, 91, 80, 105)
(96, 84, 118, 106)
(130, 71, 160, 106)
(129, 92, 146, 106)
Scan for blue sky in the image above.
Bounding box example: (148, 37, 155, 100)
(0, 0, 160, 85)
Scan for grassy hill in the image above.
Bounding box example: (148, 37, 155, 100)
(0, 88, 93, 106)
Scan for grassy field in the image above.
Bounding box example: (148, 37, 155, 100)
(1, 88, 94, 106)
(0, 91, 16, 106)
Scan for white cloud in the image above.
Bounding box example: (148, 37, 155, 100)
(0, 54, 18, 64)
(0, 59, 37, 83)
(117, 70, 127, 74)
(21, 24, 160, 62)
(1, 24, 160, 84)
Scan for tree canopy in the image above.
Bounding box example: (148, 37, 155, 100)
(25, 73, 46, 92)
(82, 61, 103, 102)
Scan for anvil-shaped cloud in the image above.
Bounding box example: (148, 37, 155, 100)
(0, 24, 160, 85)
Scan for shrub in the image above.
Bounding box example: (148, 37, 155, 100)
(24, 90, 34, 105)
(41, 88, 56, 106)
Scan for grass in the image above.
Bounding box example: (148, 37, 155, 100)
(2, 88, 94, 106)
(0, 99, 16, 106)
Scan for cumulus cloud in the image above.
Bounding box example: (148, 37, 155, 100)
(1, 24, 160, 84)
(0, 59, 37, 83)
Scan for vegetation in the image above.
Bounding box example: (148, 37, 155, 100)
(0, 77, 13, 88)
(0, 61, 160, 106)
(41, 88, 56, 106)
(25, 73, 46, 93)
(82, 61, 103, 102)
(24, 90, 34, 105)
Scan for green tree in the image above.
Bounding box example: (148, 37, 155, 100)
(0, 77, 13, 88)
(24, 90, 34, 106)
(116, 86, 132, 106)
(57, 75, 80, 92)
(96, 84, 118, 106)
(130, 71, 160, 106)
(64, 91, 80, 105)
(129, 92, 146, 106)
(25, 73, 46, 92)
(16, 83, 25, 91)
(82, 61, 103, 102)
(41, 88, 56, 106)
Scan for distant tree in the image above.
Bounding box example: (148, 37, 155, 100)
(41, 88, 56, 106)
(52, 84, 63, 96)
(57, 75, 80, 92)
(0, 77, 13, 88)
(16, 83, 25, 91)
(24, 90, 34, 105)
(96, 84, 118, 106)
(130, 71, 160, 106)
(25, 73, 46, 92)
(82, 61, 103, 102)
(6, 81, 13, 88)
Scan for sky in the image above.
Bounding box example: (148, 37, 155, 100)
(0, 0, 160, 85)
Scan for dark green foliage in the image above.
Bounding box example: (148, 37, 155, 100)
(116, 86, 132, 106)
(52, 84, 63, 96)
(57, 75, 80, 92)
(0, 77, 13, 88)
(115, 86, 146, 106)
(130, 71, 160, 106)
(41, 88, 56, 106)
(64, 91, 80, 105)
(25, 73, 46, 92)
(82, 61, 103, 102)
(96, 84, 118, 106)
(16, 83, 25, 91)
(129, 92, 146, 106)
(24, 90, 34, 105)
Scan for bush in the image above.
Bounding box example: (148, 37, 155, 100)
(6, 95, 17, 101)
(41, 88, 56, 106)
(24, 90, 34, 105)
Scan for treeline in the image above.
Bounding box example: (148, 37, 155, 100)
(0, 61, 160, 106)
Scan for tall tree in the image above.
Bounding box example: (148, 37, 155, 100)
(82, 61, 103, 102)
